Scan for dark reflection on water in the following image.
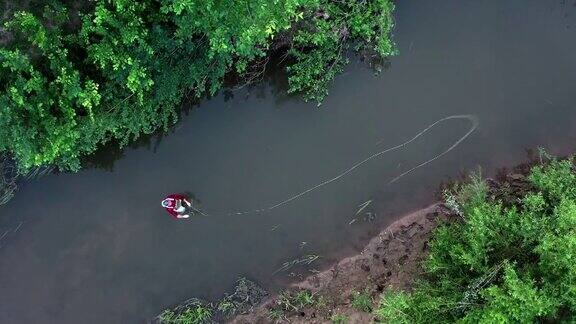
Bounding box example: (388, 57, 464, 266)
(1, 0, 576, 323)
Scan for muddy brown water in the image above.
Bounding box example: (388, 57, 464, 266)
(1, 1, 576, 323)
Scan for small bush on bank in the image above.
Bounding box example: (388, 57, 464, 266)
(351, 290, 373, 312)
(376, 158, 576, 323)
(274, 289, 315, 314)
(159, 303, 212, 324)
(293, 290, 315, 308)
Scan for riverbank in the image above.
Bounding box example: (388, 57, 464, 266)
(153, 202, 452, 324)
(231, 203, 453, 323)
(156, 155, 539, 323)
(226, 153, 576, 323)
(155, 152, 576, 323)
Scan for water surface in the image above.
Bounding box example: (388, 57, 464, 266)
(1, 0, 576, 323)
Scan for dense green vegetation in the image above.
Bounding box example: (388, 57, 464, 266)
(0, 0, 395, 172)
(376, 158, 576, 323)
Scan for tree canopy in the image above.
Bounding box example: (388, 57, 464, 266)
(0, 0, 395, 171)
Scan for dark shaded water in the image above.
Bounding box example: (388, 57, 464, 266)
(1, 1, 576, 323)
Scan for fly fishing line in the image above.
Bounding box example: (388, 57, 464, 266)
(206, 114, 478, 217)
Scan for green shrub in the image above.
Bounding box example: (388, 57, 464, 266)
(268, 308, 285, 321)
(376, 158, 576, 323)
(216, 298, 237, 317)
(276, 289, 315, 312)
(159, 304, 213, 324)
(294, 290, 315, 308)
(351, 290, 373, 312)
(1, 0, 396, 171)
(288, 0, 396, 103)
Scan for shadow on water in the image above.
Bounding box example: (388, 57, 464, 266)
(221, 49, 293, 104)
(83, 50, 298, 173)
(83, 46, 393, 173)
(83, 132, 170, 172)
(219, 46, 391, 106)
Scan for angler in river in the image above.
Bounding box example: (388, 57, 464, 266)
(161, 194, 193, 219)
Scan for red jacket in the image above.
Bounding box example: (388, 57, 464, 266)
(163, 194, 186, 219)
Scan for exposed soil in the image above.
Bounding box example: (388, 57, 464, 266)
(231, 204, 457, 323)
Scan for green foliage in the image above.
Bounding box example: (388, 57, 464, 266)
(268, 308, 285, 321)
(1, 9, 102, 170)
(375, 290, 411, 324)
(156, 277, 266, 323)
(331, 313, 348, 324)
(276, 290, 298, 312)
(294, 289, 315, 308)
(276, 289, 315, 312)
(351, 290, 373, 312)
(162, 0, 312, 62)
(267, 289, 316, 321)
(159, 303, 213, 324)
(529, 158, 576, 202)
(0, 0, 395, 171)
(216, 297, 237, 317)
(287, 0, 396, 103)
(376, 158, 576, 323)
(315, 294, 329, 311)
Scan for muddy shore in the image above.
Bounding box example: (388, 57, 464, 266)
(231, 203, 455, 323)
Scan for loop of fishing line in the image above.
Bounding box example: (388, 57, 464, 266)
(206, 115, 479, 217)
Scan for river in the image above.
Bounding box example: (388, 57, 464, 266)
(1, 0, 575, 323)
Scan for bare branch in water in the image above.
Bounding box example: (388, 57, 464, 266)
(355, 199, 372, 215)
(273, 254, 320, 275)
